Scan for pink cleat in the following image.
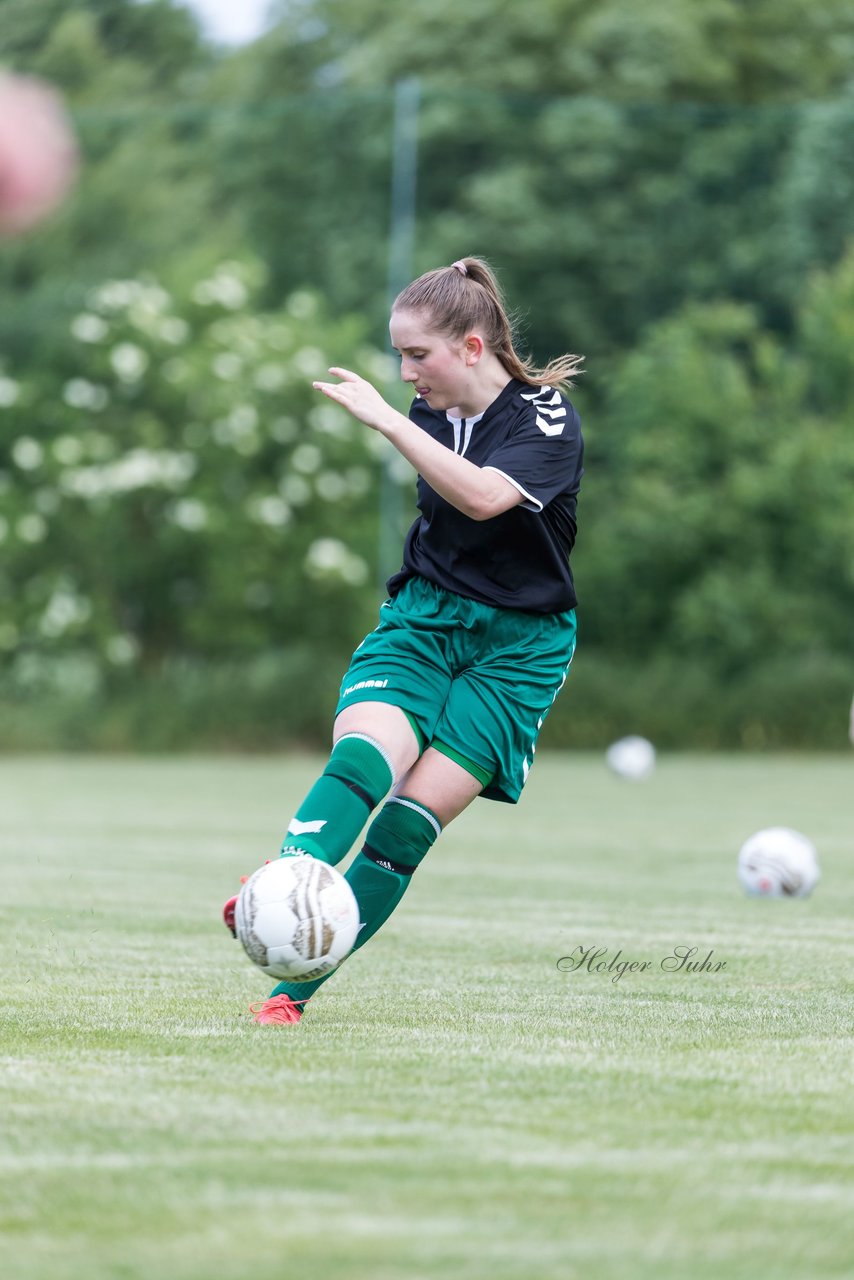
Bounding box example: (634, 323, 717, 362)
(249, 994, 308, 1025)
(223, 893, 239, 937)
(222, 873, 249, 938)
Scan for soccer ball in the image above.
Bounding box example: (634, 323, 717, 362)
(606, 735, 656, 780)
(235, 856, 360, 981)
(737, 827, 820, 898)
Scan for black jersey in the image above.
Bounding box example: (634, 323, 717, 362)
(387, 378, 584, 614)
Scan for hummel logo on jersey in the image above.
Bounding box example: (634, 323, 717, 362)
(520, 386, 567, 437)
(288, 818, 328, 836)
(342, 677, 389, 697)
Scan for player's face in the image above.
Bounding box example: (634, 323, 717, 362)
(389, 309, 470, 413)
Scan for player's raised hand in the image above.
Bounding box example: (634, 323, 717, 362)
(312, 367, 393, 432)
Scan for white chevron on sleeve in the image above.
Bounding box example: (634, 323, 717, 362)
(521, 387, 562, 406)
(536, 415, 565, 437)
(522, 386, 567, 435)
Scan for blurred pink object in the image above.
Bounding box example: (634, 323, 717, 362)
(0, 73, 79, 236)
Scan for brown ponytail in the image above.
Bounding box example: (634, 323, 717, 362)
(393, 256, 584, 389)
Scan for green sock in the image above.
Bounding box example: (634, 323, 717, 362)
(281, 733, 394, 866)
(271, 796, 442, 1004)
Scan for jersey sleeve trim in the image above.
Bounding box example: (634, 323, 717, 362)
(482, 465, 542, 513)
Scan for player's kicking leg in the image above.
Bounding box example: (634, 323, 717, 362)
(222, 701, 419, 930)
(247, 745, 485, 1023)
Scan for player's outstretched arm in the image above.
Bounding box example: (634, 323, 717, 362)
(313, 367, 522, 521)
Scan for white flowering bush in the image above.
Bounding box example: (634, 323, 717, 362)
(0, 260, 406, 738)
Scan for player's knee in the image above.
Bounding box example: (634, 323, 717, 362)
(333, 703, 421, 779)
(324, 732, 395, 809)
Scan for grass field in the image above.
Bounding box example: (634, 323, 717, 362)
(2, 752, 852, 1280)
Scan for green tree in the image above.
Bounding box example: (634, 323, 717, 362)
(295, 0, 854, 103)
(224, 0, 854, 361)
(0, 0, 206, 96)
(0, 258, 394, 679)
(774, 93, 854, 308)
(576, 248, 854, 679)
(0, 0, 221, 363)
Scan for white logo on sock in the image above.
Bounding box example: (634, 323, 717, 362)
(288, 818, 328, 836)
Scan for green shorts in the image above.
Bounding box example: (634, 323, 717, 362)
(336, 576, 577, 804)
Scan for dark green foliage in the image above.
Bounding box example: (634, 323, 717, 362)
(578, 270, 854, 672)
(0, 262, 401, 722)
(1, 0, 853, 747)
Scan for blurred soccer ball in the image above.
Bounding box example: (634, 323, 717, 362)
(606, 735, 656, 780)
(0, 73, 78, 236)
(235, 855, 360, 982)
(737, 827, 820, 898)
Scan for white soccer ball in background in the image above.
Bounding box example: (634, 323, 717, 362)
(606, 735, 656, 780)
(235, 855, 360, 981)
(737, 827, 820, 898)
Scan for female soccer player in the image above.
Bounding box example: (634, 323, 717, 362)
(224, 256, 584, 1023)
